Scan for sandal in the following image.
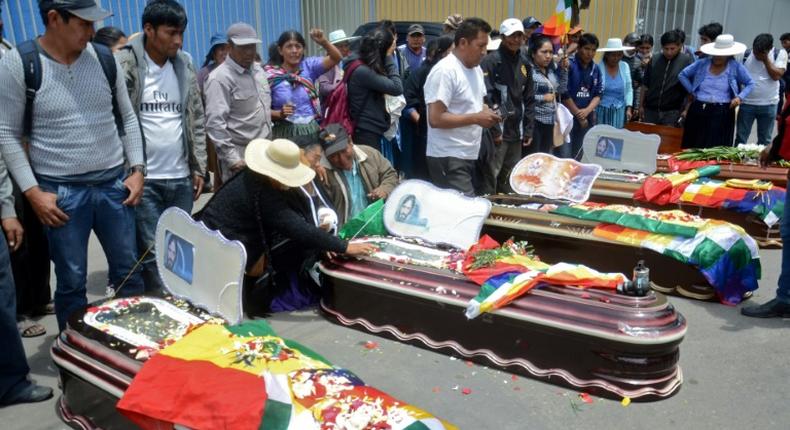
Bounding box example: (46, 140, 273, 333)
(17, 319, 46, 338)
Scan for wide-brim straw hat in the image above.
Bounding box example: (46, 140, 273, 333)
(327, 29, 360, 45)
(245, 139, 315, 187)
(700, 34, 746, 57)
(597, 38, 635, 52)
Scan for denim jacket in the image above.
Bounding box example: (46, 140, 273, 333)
(678, 57, 755, 101)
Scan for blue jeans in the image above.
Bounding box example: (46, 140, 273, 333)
(777, 185, 790, 304)
(39, 175, 144, 330)
(0, 232, 31, 402)
(736, 103, 776, 146)
(135, 177, 194, 292)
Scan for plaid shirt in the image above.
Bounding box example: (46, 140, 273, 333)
(532, 64, 568, 125)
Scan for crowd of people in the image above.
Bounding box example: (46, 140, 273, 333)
(1, 0, 790, 408)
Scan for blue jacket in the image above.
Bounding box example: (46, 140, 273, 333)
(596, 60, 633, 106)
(678, 57, 755, 101)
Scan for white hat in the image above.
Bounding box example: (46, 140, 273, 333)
(327, 29, 360, 45)
(500, 18, 525, 37)
(700, 34, 746, 57)
(597, 38, 635, 52)
(245, 139, 315, 187)
(487, 37, 502, 51)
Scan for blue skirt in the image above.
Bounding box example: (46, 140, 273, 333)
(595, 105, 626, 129)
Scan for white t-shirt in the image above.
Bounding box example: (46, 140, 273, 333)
(743, 48, 788, 106)
(424, 53, 485, 160)
(140, 53, 189, 179)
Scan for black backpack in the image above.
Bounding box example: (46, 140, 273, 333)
(17, 40, 124, 138)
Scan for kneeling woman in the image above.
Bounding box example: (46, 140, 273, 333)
(195, 138, 374, 315)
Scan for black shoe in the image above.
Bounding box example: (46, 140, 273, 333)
(741, 299, 790, 318)
(0, 383, 53, 406)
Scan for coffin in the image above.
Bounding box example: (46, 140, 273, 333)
(319, 237, 687, 400)
(51, 208, 247, 429)
(482, 196, 721, 300)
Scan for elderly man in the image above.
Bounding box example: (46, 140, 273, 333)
(320, 124, 398, 227)
(204, 22, 272, 181)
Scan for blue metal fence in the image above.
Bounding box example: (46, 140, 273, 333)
(1, 0, 302, 66)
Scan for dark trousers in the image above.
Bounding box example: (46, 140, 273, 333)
(426, 156, 476, 196)
(10, 189, 50, 316)
(682, 101, 735, 149)
(527, 122, 555, 156)
(481, 137, 522, 195)
(353, 129, 382, 152)
(0, 232, 31, 402)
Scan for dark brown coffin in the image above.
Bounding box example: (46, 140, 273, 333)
(589, 179, 781, 248)
(319, 247, 687, 401)
(483, 197, 722, 300)
(50, 295, 213, 430)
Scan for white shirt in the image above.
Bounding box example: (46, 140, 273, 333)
(743, 48, 788, 106)
(140, 53, 189, 179)
(424, 53, 486, 160)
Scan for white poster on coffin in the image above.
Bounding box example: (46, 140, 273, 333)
(581, 124, 660, 174)
(383, 180, 491, 250)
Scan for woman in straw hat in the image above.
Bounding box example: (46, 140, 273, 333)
(678, 34, 754, 148)
(195, 138, 375, 315)
(595, 38, 634, 128)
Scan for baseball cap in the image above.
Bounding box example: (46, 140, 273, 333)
(500, 18, 524, 37)
(38, 0, 112, 22)
(321, 124, 350, 157)
(522, 16, 541, 29)
(226, 22, 261, 46)
(408, 24, 425, 36)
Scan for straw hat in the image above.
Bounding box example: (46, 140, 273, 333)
(597, 38, 635, 52)
(700, 34, 746, 57)
(244, 139, 315, 187)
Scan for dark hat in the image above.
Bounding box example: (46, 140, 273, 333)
(38, 0, 112, 22)
(522, 16, 541, 29)
(321, 124, 350, 157)
(408, 24, 425, 36)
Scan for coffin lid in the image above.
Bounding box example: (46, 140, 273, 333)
(383, 180, 491, 250)
(155, 207, 247, 325)
(581, 124, 660, 174)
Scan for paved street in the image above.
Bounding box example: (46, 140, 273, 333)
(1, 221, 787, 430)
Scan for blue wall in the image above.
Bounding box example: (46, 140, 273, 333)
(1, 0, 303, 66)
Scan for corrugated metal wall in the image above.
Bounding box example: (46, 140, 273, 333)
(300, 0, 369, 54)
(0, 0, 302, 66)
(636, 0, 696, 48)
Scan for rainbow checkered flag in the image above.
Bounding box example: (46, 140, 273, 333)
(542, 0, 573, 36)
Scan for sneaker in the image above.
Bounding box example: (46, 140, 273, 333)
(105, 285, 116, 298)
(740, 298, 790, 318)
(0, 383, 53, 406)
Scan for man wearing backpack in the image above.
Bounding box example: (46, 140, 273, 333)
(117, 0, 207, 292)
(737, 33, 787, 146)
(0, 0, 146, 331)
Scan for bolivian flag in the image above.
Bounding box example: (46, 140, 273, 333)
(117, 321, 457, 430)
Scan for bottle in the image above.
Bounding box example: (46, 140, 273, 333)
(632, 260, 650, 295)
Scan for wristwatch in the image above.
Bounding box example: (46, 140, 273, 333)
(130, 164, 147, 177)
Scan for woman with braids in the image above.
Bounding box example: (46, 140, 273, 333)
(266, 29, 342, 140)
(195, 138, 374, 316)
(403, 36, 454, 179)
(344, 28, 404, 151)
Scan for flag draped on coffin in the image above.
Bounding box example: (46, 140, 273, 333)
(117, 321, 457, 430)
(462, 236, 626, 319)
(338, 199, 387, 240)
(551, 203, 702, 237)
(541, 0, 573, 36)
(680, 179, 785, 227)
(593, 219, 761, 305)
(634, 165, 721, 205)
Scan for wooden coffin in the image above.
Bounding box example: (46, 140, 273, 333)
(483, 196, 723, 300)
(319, 238, 687, 400)
(51, 295, 213, 429)
(589, 179, 782, 248)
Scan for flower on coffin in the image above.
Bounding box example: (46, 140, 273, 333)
(221, 336, 296, 367)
